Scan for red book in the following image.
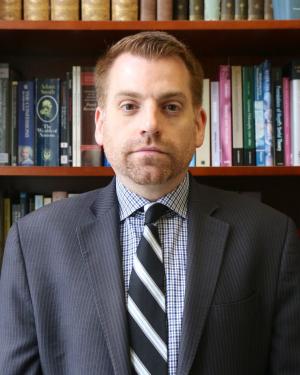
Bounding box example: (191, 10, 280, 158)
(219, 65, 232, 166)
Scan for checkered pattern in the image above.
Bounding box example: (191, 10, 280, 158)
(116, 175, 189, 375)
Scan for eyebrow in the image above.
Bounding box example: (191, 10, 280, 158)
(114, 91, 187, 102)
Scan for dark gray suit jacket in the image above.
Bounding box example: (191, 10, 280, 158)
(0, 177, 299, 375)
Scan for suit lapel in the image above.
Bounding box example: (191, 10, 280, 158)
(76, 180, 130, 375)
(177, 180, 230, 375)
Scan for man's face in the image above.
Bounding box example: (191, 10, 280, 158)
(95, 53, 205, 196)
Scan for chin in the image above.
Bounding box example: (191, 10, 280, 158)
(127, 165, 171, 186)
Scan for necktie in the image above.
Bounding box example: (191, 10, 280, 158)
(128, 203, 169, 375)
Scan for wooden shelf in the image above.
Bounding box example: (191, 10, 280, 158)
(1, 166, 300, 177)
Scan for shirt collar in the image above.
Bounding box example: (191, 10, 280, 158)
(116, 174, 189, 221)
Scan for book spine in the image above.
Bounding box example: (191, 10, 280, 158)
(66, 72, 73, 166)
(51, 0, 79, 20)
(196, 79, 211, 166)
(18, 81, 35, 166)
(219, 65, 232, 167)
(0, 0, 22, 20)
(286, 0, 300, 19)
(60, 80, 69, 166)
(231, 65, 244, 166)
(10, 81, 18, 166)
(248, 0, 264, 19)
(254, 63, 265, 166)
(19, 192, 29, 218)
(264, 0, 273, 19)
(262, 60, 274, 166)
(242, 66, 256, 166)
(0, 64, 10, 165)
(140, 0, 156, 20)
(35, 78, 61, 166)
(34, 194, 44, 210)
(157, 0, 173, 20)
(221, 0, 234, 20)
(72, 66, 78, 167)
(24, 0, 50, 20)
(80, 67, 102, 167)
(234, 0, 247, 19)
(283, 77, 291, 166)
(112, 0, 138, 20)
(81, 0, 110, 20)
(290, 60, 300, 166)
(174, 0, 189, 19)
(272, 67, 284, 166)
(210, 81, 220, 167)
(204, 0, 221, 19)
(189, 0, 204, 20)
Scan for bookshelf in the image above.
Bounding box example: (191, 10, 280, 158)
(1, 20, 300, 226)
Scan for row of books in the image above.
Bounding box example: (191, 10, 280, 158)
(0, 190, 76, 261)
(1, 0, 299, 22)
(191, 60, 300, 167)
(0, 64, 101, 167)
(1, 59, 300, 168)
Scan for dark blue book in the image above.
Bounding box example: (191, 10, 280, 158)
(272, 67, 284, 166)
(17, 81, 35, 166)
(35, 78, 60, 166)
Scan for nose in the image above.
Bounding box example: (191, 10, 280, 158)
(140, 101, 161, 135)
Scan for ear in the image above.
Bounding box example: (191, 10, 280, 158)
(95, 106, 105, 146)
(194, 105, 206, 148)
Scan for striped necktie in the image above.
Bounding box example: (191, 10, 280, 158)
(128, 203, 169, 375)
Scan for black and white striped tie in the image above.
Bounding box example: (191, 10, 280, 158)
(128, 203, 169, 375)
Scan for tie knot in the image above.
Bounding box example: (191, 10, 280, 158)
(144, 203, 169, 225)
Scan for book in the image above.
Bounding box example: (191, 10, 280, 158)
(19, 192, 29, 218)
(12, 203, 21, 224)
(221, 0, 234, 20)
(234, 0, 247, 19)
(0, 64, 11, 165)
(248, 0, 264, 19)
(0, 0, 22, 20)
(174, 0, 189, 20)
(254, 63, 265, 166)
(81, 0, 110, 20)
(264, 0, 273, 19)
(196, 79, 211, 167)
(282, 77, 292, 166)
(242, 65, 256, 166)
(157, 0, 173, 20)
(219, 65, 232, 166)
(66, 71, 73, 166)
(80, 67, 102, 167)
(60, 80, 70, 166)
(43, 197, 52, 206)
(290, 60, 300, 166)
(204, 0, 221, 19)
(272, 67, 284, 166)
(24, 0, 50, 20)
(34, 194, 44, 210)
(210, 81, 220, 167)
(35, 78, 61, 166)
(231, 65, 243, 166)
(72, 66, 80, 167)
(52, 191, 68, 201)
(18, 81, 35, 166)
(273, 0, 300, 20)
(10, 81, 18, 166)
(51, 0, 79, 20)
(140, 0, 156, 20)
(189, 0, 204, 20)
(112, 0, 138, 20)
(262, 60, 274, 166)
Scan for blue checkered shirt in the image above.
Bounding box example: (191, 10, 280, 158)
(116, 174, 189, 375)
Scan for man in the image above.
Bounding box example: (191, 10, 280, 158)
(0, 31, 299, 375)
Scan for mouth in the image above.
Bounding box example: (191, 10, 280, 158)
(133, 147, 167, 155)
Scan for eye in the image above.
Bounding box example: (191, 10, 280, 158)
(163, 103, 182, 113)
(120, 102, 139, 113)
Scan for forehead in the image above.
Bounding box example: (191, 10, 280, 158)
(106, 53, 192, 97)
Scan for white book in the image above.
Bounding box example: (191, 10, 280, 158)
(291, 79, 300, 165)
(210, 81, 220, 166)
(196, 78, 211, 167)
(231, 65, 243, 165)
(72, 65, 78, 167)
(34, 195, 44, 210)
(204, 0, 220, 20)
(77, 65, 82, 167)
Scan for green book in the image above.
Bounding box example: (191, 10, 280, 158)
(242, 65, 256, 166)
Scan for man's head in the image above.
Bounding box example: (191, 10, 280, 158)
(95, 31, 206, 200)
(95, 31, 204, 107)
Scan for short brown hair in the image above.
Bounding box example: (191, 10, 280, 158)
(95, 31, 204, 106)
